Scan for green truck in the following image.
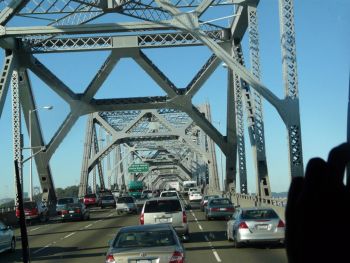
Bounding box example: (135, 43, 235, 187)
(128, 181, 144, 199)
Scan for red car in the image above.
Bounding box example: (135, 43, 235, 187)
(16, 201, 49, 222)
(83, 193, 100, 207)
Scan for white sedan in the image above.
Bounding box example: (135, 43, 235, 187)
(0, 220, 15, 254)
(189, 191, 202, 202)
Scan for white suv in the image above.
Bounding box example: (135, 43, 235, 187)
(159, 190, 180, 199)
(140, 197, 189, 240)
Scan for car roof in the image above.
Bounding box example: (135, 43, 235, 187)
(240, 207, 276, 211)
(118, 223, 173, 233)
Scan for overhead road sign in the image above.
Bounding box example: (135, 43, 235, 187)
(128, 163, 149, 173)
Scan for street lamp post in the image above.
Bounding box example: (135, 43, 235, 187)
(29, 105, 53, 201)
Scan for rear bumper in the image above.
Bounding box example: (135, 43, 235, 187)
(207, 211, 233, 218)
(237, 229, 285, 243)
(173, 225, 189, 236)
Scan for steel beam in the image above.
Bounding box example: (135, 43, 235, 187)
(0, 50, 14, 117)
(18, 69, 56, 205)
(0, 0, 29, 26)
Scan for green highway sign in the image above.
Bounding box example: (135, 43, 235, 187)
(128, 163, 149, 173)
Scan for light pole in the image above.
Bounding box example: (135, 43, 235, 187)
(29, 105, 53, 201)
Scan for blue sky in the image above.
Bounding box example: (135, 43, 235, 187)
(0, 0, 349, 199)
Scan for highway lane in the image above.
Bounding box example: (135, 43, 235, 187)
(2, 202, 288, 263)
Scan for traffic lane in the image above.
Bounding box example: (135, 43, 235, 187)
(184, 207, 226, 263)
(2, 208, 118, 263)
(27, 209, 139, 263)
(189, 207, 288, 263)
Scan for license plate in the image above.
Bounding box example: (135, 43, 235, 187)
(158, 218, 169, 223)
(220, 208, 226, 211)
(257, 225, 268, 230)
(69, 211, 75, 214)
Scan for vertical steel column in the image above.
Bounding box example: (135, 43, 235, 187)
(116, 145, 126, 190)
(93, 125, 105, 191)
(106, 134, 111, 189)
(79, 114, 94, 197)
(232, 45, 248, 194)
(248, 4, 271, 198)
(279, 0, 304, 178)
(11, 68, 23, 203)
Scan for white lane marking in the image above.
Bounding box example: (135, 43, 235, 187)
(29, 227, 40, 232)
(63, 232, 76, 239)
(213, 250, 222, 262)
(108, 213, 114, 217)
(33, 244, 50, 254)
(198, 224, 203, 230)
(84, 223, 93, 229)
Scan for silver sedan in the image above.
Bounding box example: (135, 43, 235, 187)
(226, 207, 285, 248)
(105, 224, 185, 263)
(0, 220, 15, 254)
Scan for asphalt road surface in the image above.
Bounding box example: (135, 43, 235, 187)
(2, 202, 287, 263)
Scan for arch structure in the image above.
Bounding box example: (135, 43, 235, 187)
(78, 107, 219, 197)
(0, 0, 303, 205)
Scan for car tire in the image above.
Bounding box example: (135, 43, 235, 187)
(10, 237, 16, 252)
(227, 230, 232, 241)
(233, 233, 242, 248)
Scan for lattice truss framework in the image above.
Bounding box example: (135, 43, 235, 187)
(78, 107, 217, 196)
(0, 0, 303, 204)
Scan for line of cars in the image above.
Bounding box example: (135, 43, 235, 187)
(199, 194, 285, 248)
(105, 189, 190, 263)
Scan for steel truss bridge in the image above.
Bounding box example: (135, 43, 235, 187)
(0, 0, 303, 208)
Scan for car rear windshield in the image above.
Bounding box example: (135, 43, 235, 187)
(145, 200, 182, 213)
(84, 194, 96, 198)
(57, 198, 74, 205)
(210, 199, 231, 205)
(23, 202, 37, 209)
(241, 209, 279, 220)
(114, 230, 175, 248)
(102, 195, 114, 200)
(160, 192, 177, 197)
(117, 197, 134, 203)
(65, 203, 82, 209)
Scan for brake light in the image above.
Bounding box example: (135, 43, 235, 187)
(105, 254, 116, 263)
(32, 208, 38, 215)
(226, 207, 234, 212)
(140, 212, 144, 225)
(16, 208, 20, 217)
(62, 210, 68, 215)
(210, 207, 220, 212)
(75, 208, 81, 213)
(239, 222, 248, 229)
(182, 211, 187, 224)
(169, 251, 185, 263)
(277, 220, 285, 228)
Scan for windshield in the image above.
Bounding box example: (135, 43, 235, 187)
(57, 198, 74, 205)
(241, 209, 279, 220)
(117, 197, 134, 203)
(114, 230, 175, 248)
(144, 200, 182, 213)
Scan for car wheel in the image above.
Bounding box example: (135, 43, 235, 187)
(10, 237, 16, 252)
(233, 233, 242, 248)
(227, 229, 232, 241)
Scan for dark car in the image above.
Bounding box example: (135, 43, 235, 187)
(100, 195, 116, 209)
(60, 202, 90, 221)
(56, 197, 79, 215)
(205, 198, 235, 220)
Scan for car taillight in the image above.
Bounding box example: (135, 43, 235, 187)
(15, 209, 20, 217)
(140, 212, 144, 225)
(226, 207, 234, 212)
(32, 208, 38, 215)
(62, 210, 68, 215)
(75, 209, 81, 213)
(169, 251, 184, 263)
(210, 207, 220, 212)
(239, 222, 248, 229)
(105, 254, 115, 263)
(277, 220, 285, 228)
(182, 211, 187, 224)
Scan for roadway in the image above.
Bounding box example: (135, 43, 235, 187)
(2, 202, 288, 263)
